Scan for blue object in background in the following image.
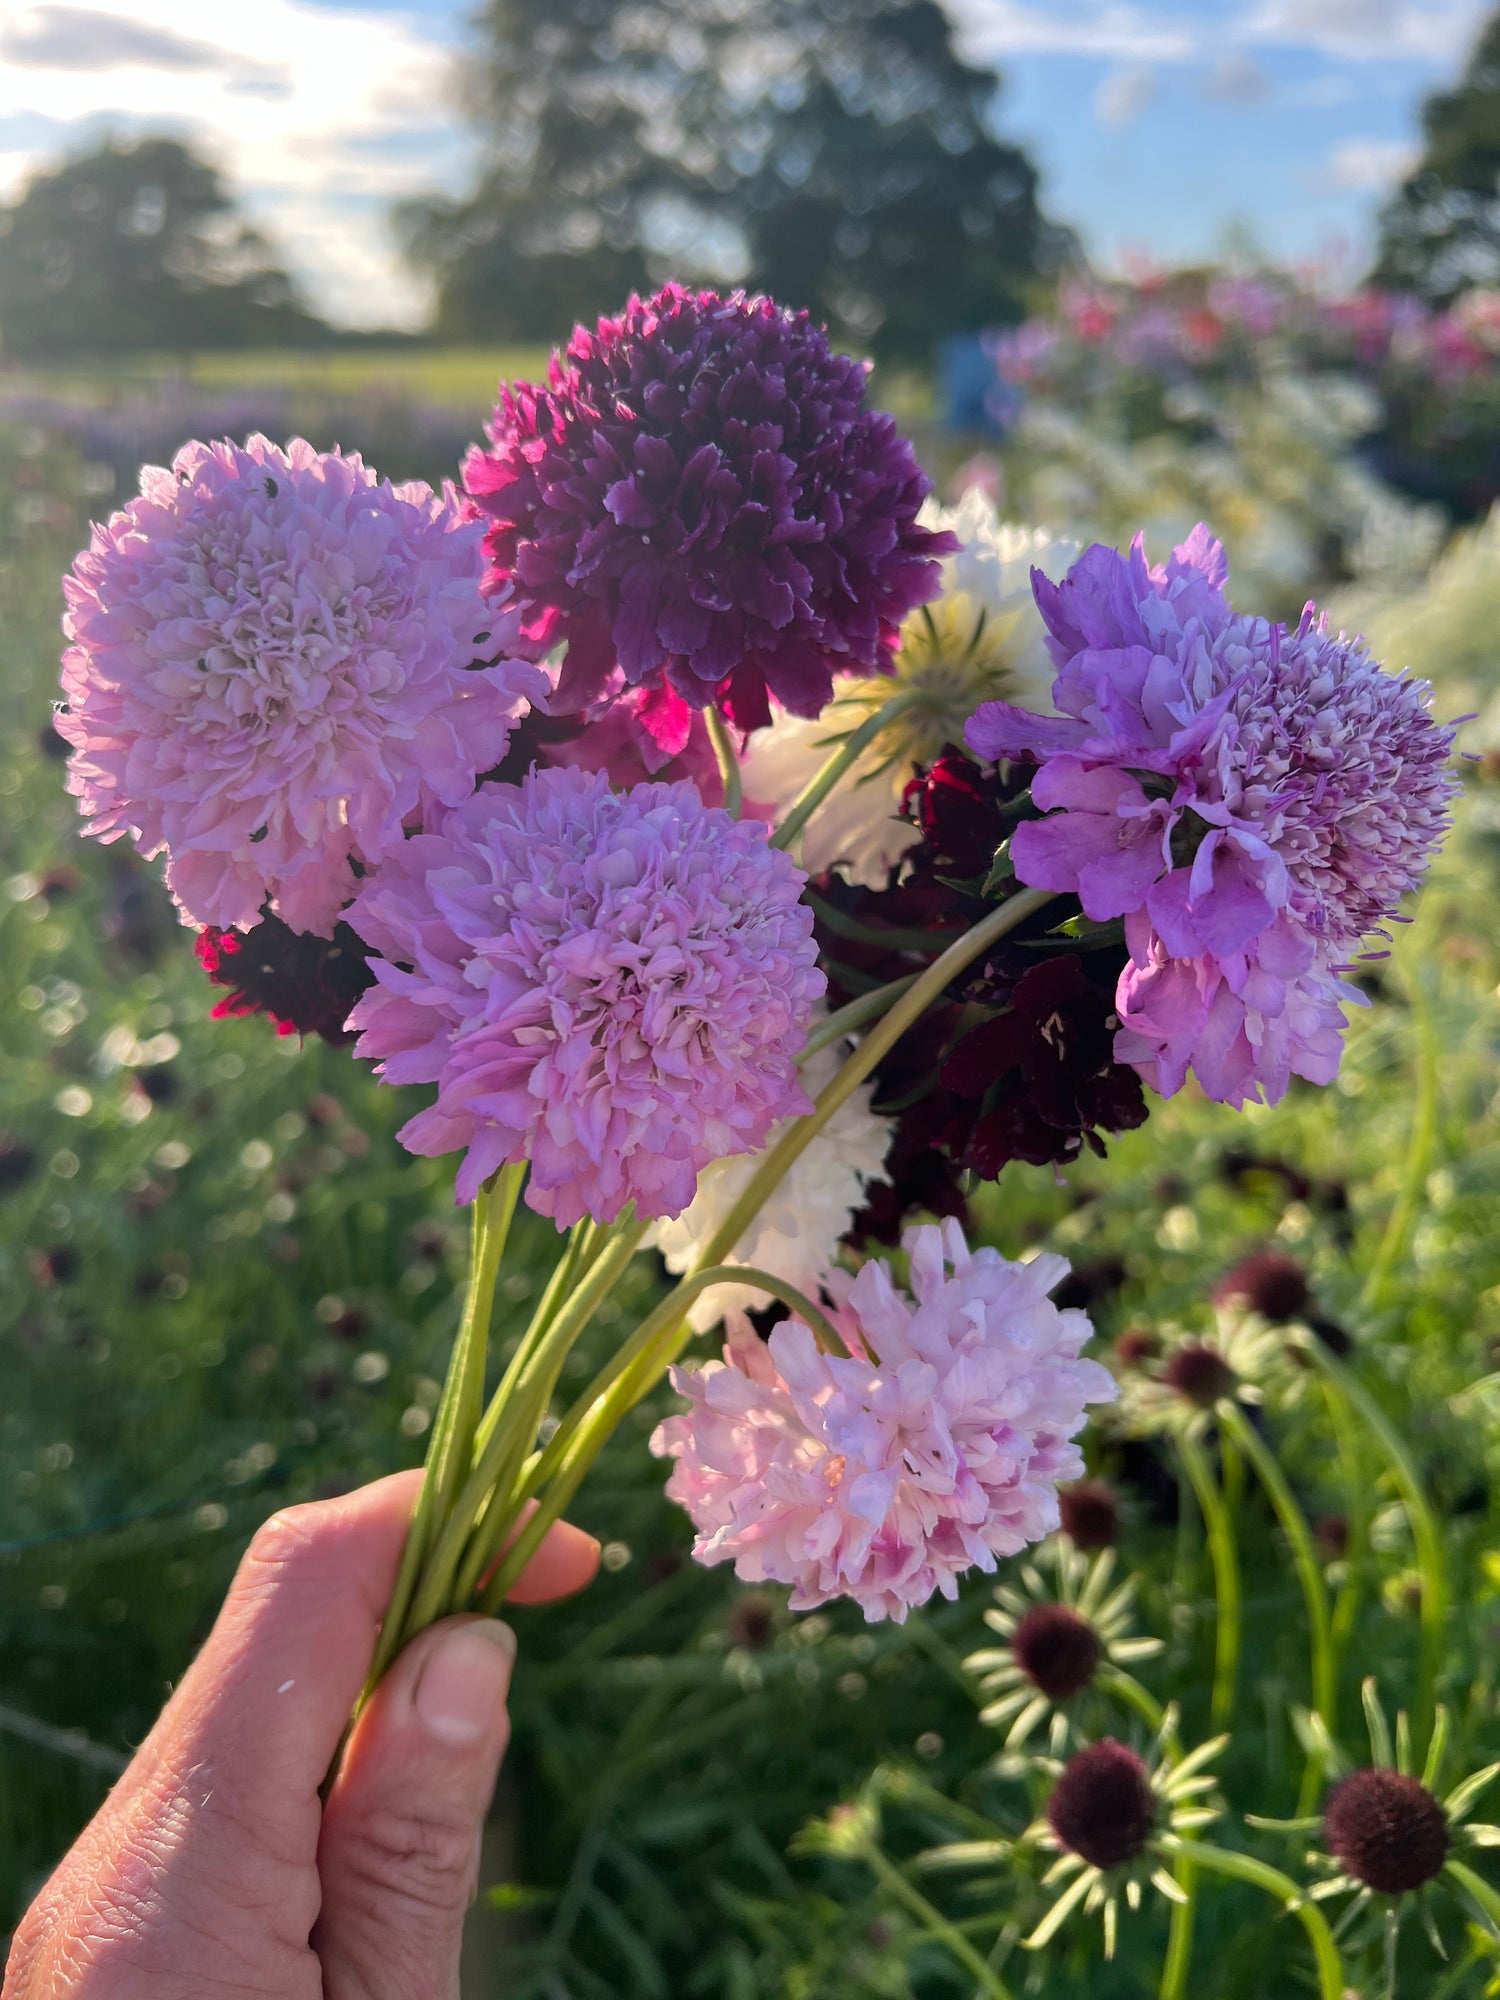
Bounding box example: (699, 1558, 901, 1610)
(937, 331, 1016, 437)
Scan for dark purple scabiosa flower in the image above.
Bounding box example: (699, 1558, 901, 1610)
(1048, 1741, 1158, 1869)
(1059, 1478, 1120, 1551)
(1212, 1249, 1311, 1323)
(1161, 1340, 1237, 1409)
(1113, 1327, 1161, 1368)
(1013, 1604, 1103, 1701)
(464, 285, 953, 745)
(1324, 1770, 1450, 1893)
(196, 916, 375, 1046)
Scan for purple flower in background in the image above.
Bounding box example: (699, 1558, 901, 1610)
(346, 767, 824, 1220)
(652, 1218, 1116, 1622)
(60, 436, 545, 936)
(967, 529, 1457, 1106)
(464, 285, 953, 745)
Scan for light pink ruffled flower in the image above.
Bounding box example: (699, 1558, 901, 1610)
(346, 765, 824, 1219)
(967, 528, 1456, 1106)
(60, 435, 545, 935)
(651, 1219, 1116, 1622)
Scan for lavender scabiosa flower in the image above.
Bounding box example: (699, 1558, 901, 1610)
(60, 436, 546, 936)
(966, 527, 1457, 1107)
(464, 285, 953, 744)
(345, 766, 823, 1220)
(650, 1218, 1116, 1622)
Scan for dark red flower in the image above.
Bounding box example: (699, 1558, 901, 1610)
(465, 285, 952, 742)
(1013, 1604, 1102, 1700)
(196, 916, 374, 1046)
(1059, 1478, 1120, 1551)
(1161, 1342, 1237, 1409)
(1212, 1249, 1311, 1322)
(1047, 1740, 1157, 1870)
(1323, 1769, 1449, 1893)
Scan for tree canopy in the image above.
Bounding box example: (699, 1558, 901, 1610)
(1374, 8, 1500, 300)
(400, 0, 1066, 361)
(0, 137, 328, 357)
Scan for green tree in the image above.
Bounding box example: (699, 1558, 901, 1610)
(1373, 8, 1500, 300)
(400, 0, 1064, 361)
(0, 136, 328, 357)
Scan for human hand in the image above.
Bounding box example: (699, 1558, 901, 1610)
(4, 1471, 598, 2000)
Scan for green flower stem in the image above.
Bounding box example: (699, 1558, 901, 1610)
(798, 973, 921, 1060)
(1177, 1429, 1241, 1731)
(1096, 1666, 1171, 1742)
(1297, 1338, 1448, 1753)
(365, 1164, 522, 1689)
(693, 886, 1058, 1277)
(768, 686, 928, 857)
(1160, 1840, 1344, 2000)
(706, 706, 743, 819)
(1362, 959, 1440, 1313)
(1218, 1402, 1336, 1799)
(1157, 1853, 1196, 2000)
(474, 1266, 842, 1613)
(854, 1837, 1016, 2000)
(401, 1221, 647, 1635)
(1323, 1377, 1367, 1659)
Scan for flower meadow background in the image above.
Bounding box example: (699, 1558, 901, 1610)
(5, 11, 1500, 1996)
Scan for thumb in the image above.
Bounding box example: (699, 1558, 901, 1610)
(314, 1615, 517, 2000)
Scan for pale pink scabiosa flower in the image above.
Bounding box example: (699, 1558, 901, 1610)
(651, 1219, 1117, 1622)
(463, 285, 953, 747)
(966, 528, 1457, 1106)
(345, 765, 823, 1220)
(60, 436, 544, 936)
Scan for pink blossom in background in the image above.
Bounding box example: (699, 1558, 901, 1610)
(59, 436, 545, 936)
(652, 1219, 1115, 1622)
(966, 528, 1456, 1107)
(346, 766, 824, 1220)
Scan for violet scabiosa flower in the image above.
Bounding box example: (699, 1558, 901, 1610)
(650, 1219, 1116, 1622)
(966, 528, 1458, 1107)
(464, 285, 953, 744)
(345, 766, 823, 1220)
(60, 436, 545, 936)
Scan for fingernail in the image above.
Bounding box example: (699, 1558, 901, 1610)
(413, 1621, 516, 1747)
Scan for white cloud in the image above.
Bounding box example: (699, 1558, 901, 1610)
(1240, 0, 1489, 60)
(946, 1, 1200, 64)
(0, 0, 478, 328)
(1323, 135, 1421, 189)
(1095, 63, 1159, 128)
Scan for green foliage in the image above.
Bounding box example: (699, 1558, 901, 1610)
(400, 0, 1065, 361)
(0, 137, 330, 358)
(1375, 8, 1500, 301)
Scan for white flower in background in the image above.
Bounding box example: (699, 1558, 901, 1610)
(739, 493, 1077, 885)
(646, 1030, 892, 1332)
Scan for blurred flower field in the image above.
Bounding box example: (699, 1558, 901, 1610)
(7, 326, 1500, 1996)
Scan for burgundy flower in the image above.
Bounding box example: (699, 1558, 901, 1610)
(824, 750, 1148, 1239)
(196, 915, 375, 1046)
(1323, 1769, 1450, 1893)
(464, 285, 952, 743)
(1048, 1740, 1157, 1870)
(1212, 1249, 1311, 1323)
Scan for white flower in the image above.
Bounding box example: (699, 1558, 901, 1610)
(739, 495, 1076, 885)
(646, 1030, 891, 1332)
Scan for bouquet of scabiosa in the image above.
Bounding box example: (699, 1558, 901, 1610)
(53, 286, 1458, 1705)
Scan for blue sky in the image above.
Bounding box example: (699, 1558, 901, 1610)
(0, 0, 1489, 328)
